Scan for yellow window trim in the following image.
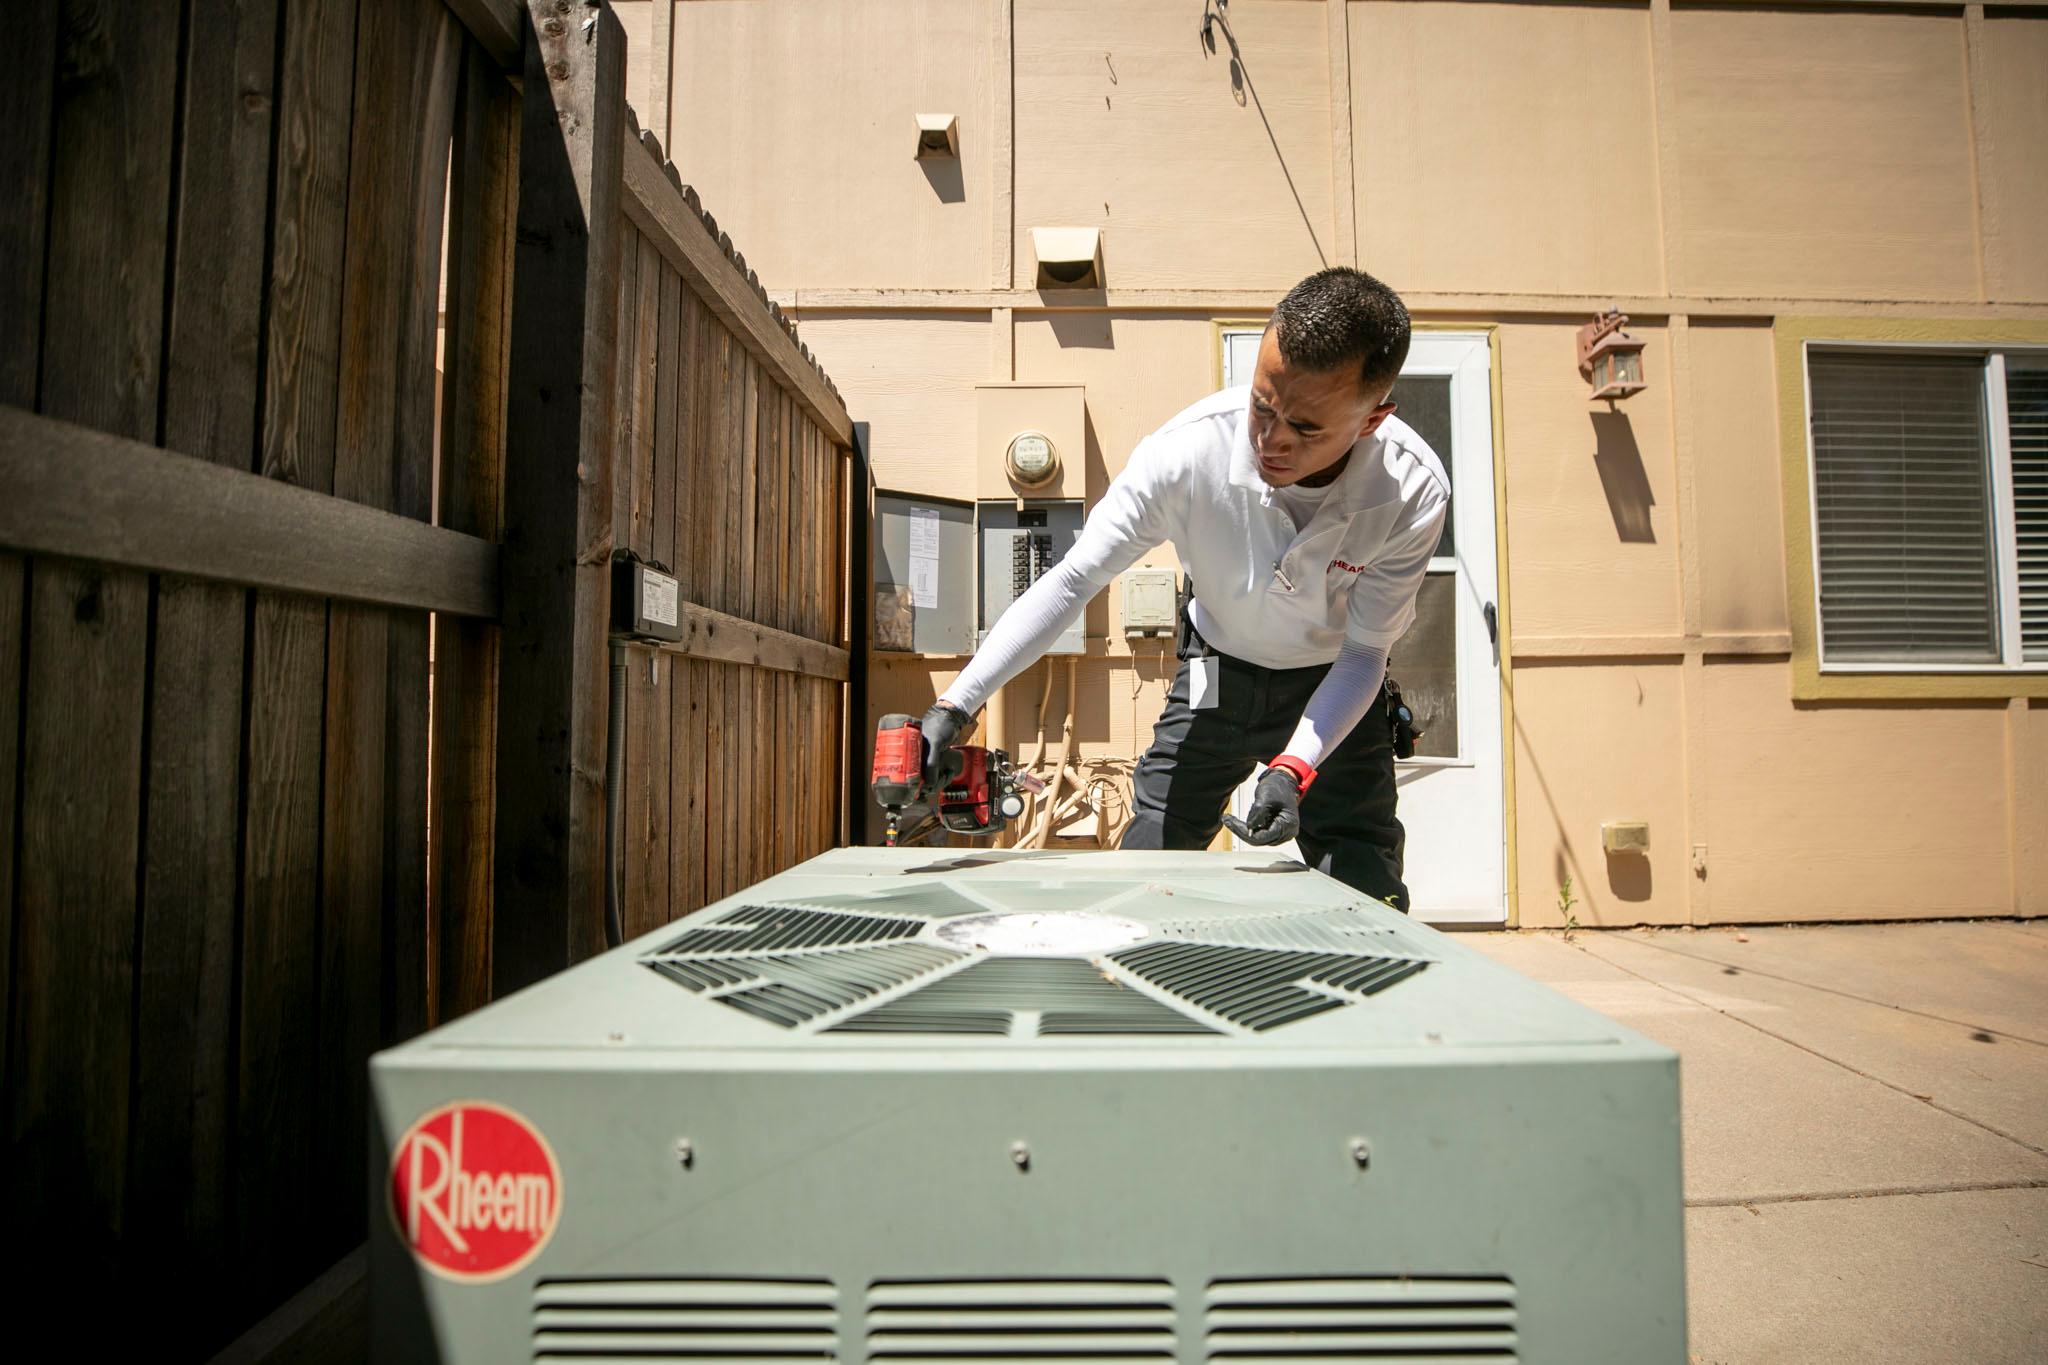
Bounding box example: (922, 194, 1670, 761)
(1776, 316, 2048, 701)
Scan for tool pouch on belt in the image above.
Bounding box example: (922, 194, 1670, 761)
(1385, 674, 1422, 760)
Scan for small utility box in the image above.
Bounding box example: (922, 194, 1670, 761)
(1120, 567, 1178, 638)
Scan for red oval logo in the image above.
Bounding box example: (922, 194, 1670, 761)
(389, 1101, 563, 1282)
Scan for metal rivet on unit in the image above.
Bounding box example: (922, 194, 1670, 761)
(675, 1138, 695, 1169)
(1010, 1140, 1031, 1171)
(1349, 1137, 1371, 1169)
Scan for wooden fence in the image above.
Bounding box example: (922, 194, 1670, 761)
(0, 0, 854, 1354)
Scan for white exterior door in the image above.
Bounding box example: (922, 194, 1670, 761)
(1221, 330, 1506, 924)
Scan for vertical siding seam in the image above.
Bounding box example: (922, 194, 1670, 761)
(1647, 0, 1684, 301)
(1960, 5, 1991, 304)
(1325, 0, 1356, 270)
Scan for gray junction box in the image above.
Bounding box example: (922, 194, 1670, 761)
(371, 849, 1686, 1363)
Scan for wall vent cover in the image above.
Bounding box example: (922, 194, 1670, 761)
(1205, 1277, 1518, 1361)
(532, 1277, 837, 1363)
(868, 1279, 1175, 1365)
(638, 882, 1434, 1037)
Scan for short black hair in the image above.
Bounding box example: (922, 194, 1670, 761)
(1270, 268, 1411, 393)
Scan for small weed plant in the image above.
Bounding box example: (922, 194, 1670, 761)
(1558, 874, 1579, 941)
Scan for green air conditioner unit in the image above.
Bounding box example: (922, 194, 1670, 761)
(371, 849, 1685, 1363)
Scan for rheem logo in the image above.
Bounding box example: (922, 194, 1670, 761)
(389, 1101, 562, 1281)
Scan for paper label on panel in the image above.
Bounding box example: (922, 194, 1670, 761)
(908, 506, 941, 558)
(909, 555, 940, 610)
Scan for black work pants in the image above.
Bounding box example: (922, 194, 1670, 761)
(1119, 648, 1409, 913)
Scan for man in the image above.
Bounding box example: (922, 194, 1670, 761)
(922, 268, 1447, 913)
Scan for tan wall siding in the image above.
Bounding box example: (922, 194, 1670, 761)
(1014, 0, 1336, 291)
(1511, 660, 1692, 929)
(1687, 321, 1788, 637)
(664, 0, 994, 290)
(1976, 14, 2048, 303)
(1699, 661, 2011, 921)
(1349, 1, 1664, 297)
(799, 312, 990, 499)
(1667, 6, 1980, 302)
(1500, 320, 1680, 639)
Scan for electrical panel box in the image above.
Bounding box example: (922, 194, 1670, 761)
(873, 492, 975, 656)
(1120, 567, 1179, 637)
(979, 500, 1083, 654)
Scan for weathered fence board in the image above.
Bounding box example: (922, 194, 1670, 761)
(433, 37, 520, 1024)
(495, 0, 628, 989)
(8, 0, 180, 1302)
(127, 0, 280, 1334)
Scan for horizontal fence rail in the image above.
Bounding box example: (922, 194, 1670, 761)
(0, 408, 498, 617)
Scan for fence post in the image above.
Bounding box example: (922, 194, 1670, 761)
(495, 0, 626, 991)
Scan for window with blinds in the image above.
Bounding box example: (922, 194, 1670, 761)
(2010, 363, 2048, 661)
(1807, 347, 2047, 670)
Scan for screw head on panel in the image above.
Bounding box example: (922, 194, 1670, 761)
(675, 1138, 694, 1169)
(1348, 1137, 1371, 1169)
(1010, 1140, 1031, 1171)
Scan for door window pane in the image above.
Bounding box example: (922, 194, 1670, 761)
(1388, 374, 1454, 557)
(1393, 572, 1458, 759)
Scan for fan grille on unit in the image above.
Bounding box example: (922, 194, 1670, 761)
(639, 897, 1433, 1035)
(1204, 1277, 1519, 1361)
(1111, 943, 1428, 1032)
(532, 1277, 837, 1363)
(653, 904, 927, 955)
(827, 958, 1218, 1036)
(868, 1279, 1175, 1365)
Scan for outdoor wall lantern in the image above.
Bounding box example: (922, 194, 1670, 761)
(914, 113, 958, 160)
(1032, 227, 1103, 290)
(1576, 310, 1646, 402)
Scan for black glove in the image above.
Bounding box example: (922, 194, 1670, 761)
(1222, 766, 1303, 847)
(919, 702, 972, 799)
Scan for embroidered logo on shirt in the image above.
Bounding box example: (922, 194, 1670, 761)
(1329, 558, 1368, 574)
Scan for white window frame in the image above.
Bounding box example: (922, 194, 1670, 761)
(1804, 340, 2048, 675)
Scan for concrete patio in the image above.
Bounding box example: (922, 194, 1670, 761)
(1465, 920, 2048, 1364)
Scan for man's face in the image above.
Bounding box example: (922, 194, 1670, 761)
(1246, 326, 1396, 487)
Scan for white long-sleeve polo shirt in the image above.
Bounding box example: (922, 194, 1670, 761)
(942, 385, 1449, 762)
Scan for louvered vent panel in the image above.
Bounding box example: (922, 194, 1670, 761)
(1112, 943, 1427, 1031)
(2008, 365, 2048, 660)
(829, 958, 1218, 1036)
(1205, 1278, 1517, 1363)
(1158, 908, 1435, 961)
(1809, 351, 1999, 663)
(868, 1279, 1175, 1365)
(533, 1278, 837, 1363)
(642, 943, 965, 1028)
(654, 906, 925, 956)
